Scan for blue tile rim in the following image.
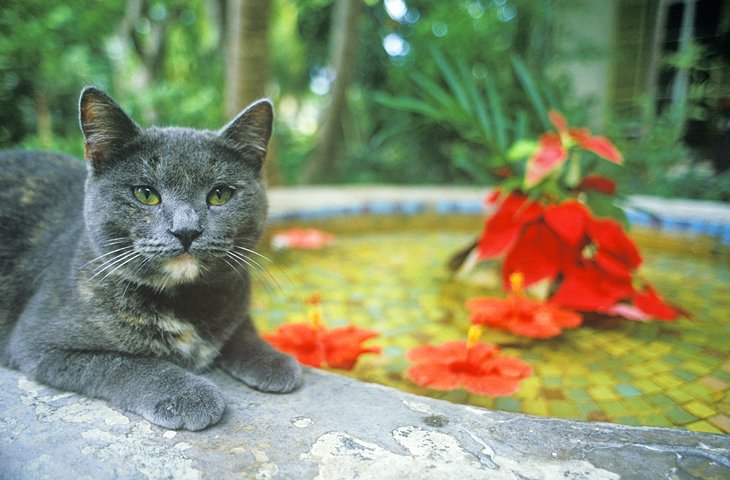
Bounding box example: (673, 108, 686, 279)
(268, 199, 730, 247)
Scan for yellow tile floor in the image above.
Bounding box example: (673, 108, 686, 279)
(252, 215, 730, 434)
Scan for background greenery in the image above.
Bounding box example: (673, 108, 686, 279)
(1, 0, 728, 200)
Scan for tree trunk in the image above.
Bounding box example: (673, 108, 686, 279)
(643, 0, 669, 124)
(224, 0, 272, 115)
(224, 0, 281, 184)
(300, 0, 362, 184)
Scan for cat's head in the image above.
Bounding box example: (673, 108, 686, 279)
(79, 86, 272, 289)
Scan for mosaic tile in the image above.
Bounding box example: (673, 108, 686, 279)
(600, 400, 629, 417)
(709, 414, 730, 433)
(685, 420, 724, 434)
(684, 400, 716, 419)
(664, 406, 699, 425)
(254, 215, 730, 432)
(665, 387, 697, 405)
(548, 400, 581, 418)
(588, 386, 619, 402)
(701, 376, 729, 391)
(623, 397, 654, 413)
(615, 384, 642, 398)
(522, 399, 548, 417)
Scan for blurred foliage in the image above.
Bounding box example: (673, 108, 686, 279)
(0, 0, 727, 201)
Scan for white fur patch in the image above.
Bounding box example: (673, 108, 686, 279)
(156, 314, 219, 370)
(162, 254, 200, 284)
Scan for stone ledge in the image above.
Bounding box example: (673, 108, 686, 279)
(1, 365, 728, 479)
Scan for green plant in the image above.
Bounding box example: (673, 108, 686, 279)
(374, 48, 554, 183)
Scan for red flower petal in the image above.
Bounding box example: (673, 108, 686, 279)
(578, 135, 623, 164)
(323, 326, 381, 370)
(551, 263, 634, 311)
(263, 323, 325, 368)
(587, 217, 642, 270)
(407, 341, 531, 396)
(264, 323, 379, 370)
(632, 285, 681, 321)
(508, 305, 583, 339)
(461, 373, 523, 396)
(594, 250, 633, 280)
(544, 201, 589, 246)
(466, 298, 514, 329)
(486, 189, 502, 205)
(578, 175, 617, 195)
(503, 222, 564, 287)
(271, 228, 336, 250)
(548, 110, 569, 134)
(477, 193, 542, 259)
(525, 133, 568, 187)
(407, 363, 464, 391)
(468, 294, 582, 339)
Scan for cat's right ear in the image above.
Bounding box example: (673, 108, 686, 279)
(79, 87, 140, 173)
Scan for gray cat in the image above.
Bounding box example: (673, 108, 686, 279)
(0, 87, 302, 430)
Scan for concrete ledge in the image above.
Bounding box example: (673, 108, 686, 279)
(2, 365, 728, 479)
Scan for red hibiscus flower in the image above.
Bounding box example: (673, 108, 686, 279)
(263, 294, 380, 370)
(525, 110, 623, 187)
(477, 192, 543, 260)
(406, 326, 532, 396)
(466, 273, 582, 339)
(475, 194, 683, 320)
(271, 228, 336, 250)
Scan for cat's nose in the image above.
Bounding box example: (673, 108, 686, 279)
(171, 228, 202, 252)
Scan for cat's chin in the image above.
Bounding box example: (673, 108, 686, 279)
(160, 253, 201, 286)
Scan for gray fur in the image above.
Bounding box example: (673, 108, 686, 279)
(0, 87, 301, 431)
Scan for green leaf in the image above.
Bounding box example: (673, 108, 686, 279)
(483, 70, 508, 152)
(372, 93, 445, 120)
(506, 139, 537, 162)
(511, 55, 549, 129)
(456, 58, 493, 144)
(431, 48, 473, 117)
(583, 191, 629, 227)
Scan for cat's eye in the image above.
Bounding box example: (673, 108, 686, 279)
(207, 186, 234, 206)
(132, 186, 161, 205)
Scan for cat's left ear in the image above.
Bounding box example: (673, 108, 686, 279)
(218, 99, 273, 169)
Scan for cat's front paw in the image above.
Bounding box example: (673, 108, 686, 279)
(142, 374, 225, 431)
(228, 351, 302, 394)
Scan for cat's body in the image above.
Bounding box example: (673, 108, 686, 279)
(0, 88, 301, 430)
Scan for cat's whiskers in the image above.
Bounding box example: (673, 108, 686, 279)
(90, 249, 142, 284)
(96, 252, 143, 286)
(226, 249, 281, 300)
(122, 256, 154, 300)
(234, 245, 273, 264)
(79, 245, 133, 271)
(90, 248, 138, 275)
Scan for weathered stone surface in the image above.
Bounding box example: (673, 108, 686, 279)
(1, 365, 728, 479)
